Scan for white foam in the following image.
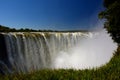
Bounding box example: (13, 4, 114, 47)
(53, 30, 117, 69)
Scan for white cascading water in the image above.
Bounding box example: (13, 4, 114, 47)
(0, 29, 117, 74)
(53, 30, 117, 69)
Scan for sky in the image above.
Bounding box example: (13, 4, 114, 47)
(0, 0, 103, 30)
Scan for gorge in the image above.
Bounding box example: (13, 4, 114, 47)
(0, 30, 117, 74)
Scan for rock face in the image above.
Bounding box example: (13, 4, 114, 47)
(0, 32, 91, 74)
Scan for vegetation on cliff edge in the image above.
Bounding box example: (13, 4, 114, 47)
(99, 0, 120, 45)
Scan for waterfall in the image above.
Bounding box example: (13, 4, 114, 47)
(0, 32, 91, 74)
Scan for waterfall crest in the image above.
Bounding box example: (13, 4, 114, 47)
(0, 32, 91, 74)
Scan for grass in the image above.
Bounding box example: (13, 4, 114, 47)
(0, 47, 120, 80)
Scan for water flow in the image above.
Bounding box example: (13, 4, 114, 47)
(53, 30, 117, 69)
(3, 32, 89, 73)
(0, 30, 117, 74)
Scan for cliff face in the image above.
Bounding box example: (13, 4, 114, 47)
(0, 34, 12, 74)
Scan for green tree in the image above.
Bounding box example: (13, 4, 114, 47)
(0, 25, 11, 32)
(99, 0, 120, 45)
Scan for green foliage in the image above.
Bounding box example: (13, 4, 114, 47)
(103, 0, 116, 8)
(0, 25, 40, 32)
(0, 25, 11, 32)
(99, 0, 120, 45)
(0, 25, 88, 32)
(0, 46, 120, 80)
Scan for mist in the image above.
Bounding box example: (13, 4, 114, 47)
(52, 29, 117, 69)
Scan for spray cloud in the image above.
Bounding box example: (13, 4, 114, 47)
(53, 29, 117, 69)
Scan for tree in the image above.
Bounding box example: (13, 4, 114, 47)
(99, 0, 120, 45)
(0, 25, 11, 32)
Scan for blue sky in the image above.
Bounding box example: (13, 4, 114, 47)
(0, 0, 103, 30)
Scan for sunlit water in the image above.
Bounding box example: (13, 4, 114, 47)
(0, 30, 117, 74)
(53, 30, 117, 69)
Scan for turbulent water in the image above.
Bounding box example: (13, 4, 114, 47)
(0, 30, 117, 74)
